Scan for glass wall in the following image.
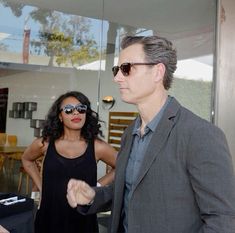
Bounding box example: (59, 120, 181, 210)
(0, 0, 217, 176)
(99, 0, 216, 119)
(98, 0, 216, 139)
(0, 0, 104, 145)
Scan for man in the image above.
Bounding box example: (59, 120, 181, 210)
(67, 35, 235, 233)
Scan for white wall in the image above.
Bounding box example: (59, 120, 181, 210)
(0, 68, 99, 145)
(216, 0, 235, 167)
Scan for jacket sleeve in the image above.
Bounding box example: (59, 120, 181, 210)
(77, 183, 113, 215)
(187, 123, 235, 232)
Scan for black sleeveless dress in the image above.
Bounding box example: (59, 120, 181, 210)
(34, 140, 99, 233)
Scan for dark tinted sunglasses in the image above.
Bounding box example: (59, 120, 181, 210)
(60, 104, 87, 114)
(112, 62, 158, 77)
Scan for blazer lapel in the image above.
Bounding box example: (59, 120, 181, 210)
(131, 98, 181, 193)
(115, 126, 134, 186)
(112, 123, 135, 213)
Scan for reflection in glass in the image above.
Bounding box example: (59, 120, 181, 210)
(0, 1, 101, 68)
(100, 1, 216, 121)
(0, 0, 217, 146)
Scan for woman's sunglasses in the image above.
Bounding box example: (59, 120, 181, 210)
(112, 62, 158, 77)
(60, 104, 87, 114)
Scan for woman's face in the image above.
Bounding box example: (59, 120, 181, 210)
(59, 96, 87, 131)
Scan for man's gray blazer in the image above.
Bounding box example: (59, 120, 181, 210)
(81, 97, 235, 233)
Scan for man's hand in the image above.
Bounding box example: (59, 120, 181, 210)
(0, 225, 9, 233)
(67, 179, 95, 208)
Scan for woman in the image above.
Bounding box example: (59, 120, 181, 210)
(22, 91, 117, 233)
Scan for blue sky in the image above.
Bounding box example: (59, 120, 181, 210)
(0, 4, 107, 53)
(0, 5, 38, 51)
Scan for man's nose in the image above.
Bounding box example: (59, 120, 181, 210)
(113, 71, 125, 83)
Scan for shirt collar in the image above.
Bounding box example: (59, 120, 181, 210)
(132, 96, 172, 136)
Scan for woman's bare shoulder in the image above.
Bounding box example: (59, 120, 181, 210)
(28, 137, 49, 155)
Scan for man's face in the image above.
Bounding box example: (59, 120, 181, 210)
(114, 43, 157, 105)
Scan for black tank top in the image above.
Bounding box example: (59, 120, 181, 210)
(34, 139, 99, 233)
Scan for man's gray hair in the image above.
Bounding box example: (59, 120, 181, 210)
(121, 35, 177, 90)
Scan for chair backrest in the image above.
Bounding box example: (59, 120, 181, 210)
(0, 154, 5, 172)
(0, 133, 7, 146)
(108, 111, 138, 151)
(7, 135, 17, 147)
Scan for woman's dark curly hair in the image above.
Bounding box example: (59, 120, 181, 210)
(41, 91, 103, 142)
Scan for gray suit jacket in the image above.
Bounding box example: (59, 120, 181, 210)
(82, 97, 235, 233)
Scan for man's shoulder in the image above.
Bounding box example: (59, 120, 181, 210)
(176, 105, 225, 142)
(170, 97, 210, 124)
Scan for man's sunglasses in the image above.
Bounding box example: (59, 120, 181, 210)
(60, 104, 87, 114)
(112, 62, 158, 77)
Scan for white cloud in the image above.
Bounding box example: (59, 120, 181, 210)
(0, 32, 10, 41)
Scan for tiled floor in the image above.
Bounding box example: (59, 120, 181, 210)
(0, 159, 109, 232)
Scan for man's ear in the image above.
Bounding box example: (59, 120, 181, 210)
(153, 63, 166, 82)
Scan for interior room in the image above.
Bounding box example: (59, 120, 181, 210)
(1, 0, 235, 232)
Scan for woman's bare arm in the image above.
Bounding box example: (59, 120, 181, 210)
(94, 139, 117, 186)
(21, 138, 47, 192)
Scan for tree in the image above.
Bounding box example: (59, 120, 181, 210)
(0, 1, 99, 66)
(30, 10, 99, 66)
(0, 0, 24, 17)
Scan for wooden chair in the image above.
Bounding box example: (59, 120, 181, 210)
(5, 135, 18, 174)
(0, 133, 7, 172)
(17, 165, 30, 195)
(0, 133, 7, 173)
(107, 111, 138, 172)
(0, 153, 5, 173)
(7, 135, 17, 146)
(17, 155, 44, 196)
(7, 152, 22, 174)
(107, 111, 138, 151)
(0, 133, 7, 146)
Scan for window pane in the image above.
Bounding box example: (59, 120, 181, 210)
(99, 0, 216, 122)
